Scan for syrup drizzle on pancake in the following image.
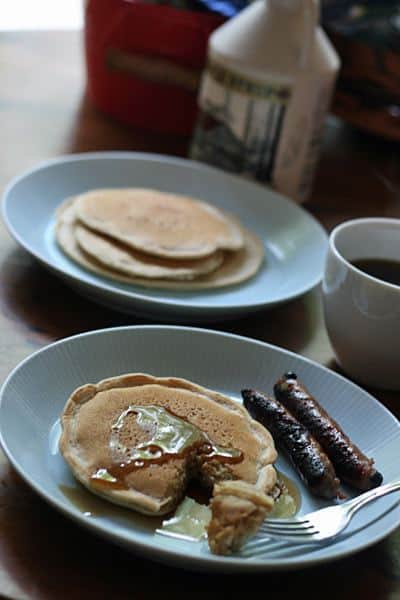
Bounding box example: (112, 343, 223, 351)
(91, 405, 243, 490)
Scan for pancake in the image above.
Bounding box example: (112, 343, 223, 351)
(59, 374, 277, 519)
(74, 188, 244, 259)
(208, 479, 275, 554)
(55, 200, 265, 290)
(74, 223, 224, 281)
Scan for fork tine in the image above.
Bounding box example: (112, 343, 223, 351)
(263, 517, 309, 525)
(259, 522, 317, 535)
(242, 520, 320, 557)
(242, 534, 302, 556)
(242, 539, 322, 559)
(261, 527, 318, 537)
(239, 538, 288, 557)
(260, 520, 314, 530)
(241, 529, 317, 556)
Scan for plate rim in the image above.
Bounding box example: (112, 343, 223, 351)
(0, 324, 399, 573)
(2, 151, 328, 316)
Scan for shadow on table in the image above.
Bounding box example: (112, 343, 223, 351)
(0, 247, 137, 344)
(0, 244, 317, 355)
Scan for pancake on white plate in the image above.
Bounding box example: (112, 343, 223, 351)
(59, 373, 277, 554)
(71, 202, 225, 280)
(75, 224, 225, 281)
(55, 199, 265, 291)
(74, 188, 245, 260)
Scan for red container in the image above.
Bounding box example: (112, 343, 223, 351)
(84, 0, 224, 136)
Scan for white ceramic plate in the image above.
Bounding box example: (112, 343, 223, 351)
(2, 152, 328, 322)
(0, 326, 399, 573)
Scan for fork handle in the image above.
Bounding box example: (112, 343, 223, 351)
(346, 479, 400, 516)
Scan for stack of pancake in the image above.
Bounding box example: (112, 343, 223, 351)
(55, 188, 264, 290)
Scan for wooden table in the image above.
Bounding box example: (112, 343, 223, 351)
(0, 30, 399, 600)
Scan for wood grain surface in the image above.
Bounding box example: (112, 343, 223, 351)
(0, 30, 399, 600)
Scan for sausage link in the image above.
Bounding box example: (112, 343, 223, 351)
(242, 388, 340, 499)
(274, 373, 383, 491)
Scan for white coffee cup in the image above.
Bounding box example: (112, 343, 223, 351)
(322, 218, 400, 390)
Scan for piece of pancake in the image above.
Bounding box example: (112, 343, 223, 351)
(74, 223, 224, 281)
(208, 480, 275, 554)
(74, 188, 244, 259)
(55, 200, 265, 290)
(59, 374, 277, 519)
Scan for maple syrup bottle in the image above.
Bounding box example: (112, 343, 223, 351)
(190, 0, 340, 203)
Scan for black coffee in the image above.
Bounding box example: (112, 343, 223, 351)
(352, 258, 400, 286)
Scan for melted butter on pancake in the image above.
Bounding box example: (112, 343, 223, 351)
(91, 405, 243, 491)
(59, 374, 277, 554)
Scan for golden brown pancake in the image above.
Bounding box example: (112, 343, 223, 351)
(59, 374, 277, 518)
(74, 188, 244, 259)
(55, 200, 265, 290)
(75, 223, 224, 280)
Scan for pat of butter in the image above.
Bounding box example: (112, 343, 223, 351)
(157, 497, 211, 541)
(270, 489, 297, 519)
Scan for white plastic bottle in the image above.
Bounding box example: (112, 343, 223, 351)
(190, 0, 340, 203)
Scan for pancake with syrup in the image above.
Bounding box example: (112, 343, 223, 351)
(59, 374, 277, 520)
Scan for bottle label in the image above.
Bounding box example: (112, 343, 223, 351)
(190, 59, 292, 183)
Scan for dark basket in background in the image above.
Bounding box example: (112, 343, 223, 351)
(323, 0, 400, 140)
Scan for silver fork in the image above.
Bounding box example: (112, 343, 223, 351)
(242, 478, 400, 557)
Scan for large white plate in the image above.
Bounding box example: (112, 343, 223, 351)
(0, 326, 399, 573)
(2, 152, 328, 322)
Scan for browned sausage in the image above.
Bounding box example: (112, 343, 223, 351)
(242, 388, 340, 499)
(274, 373, 383, 491)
